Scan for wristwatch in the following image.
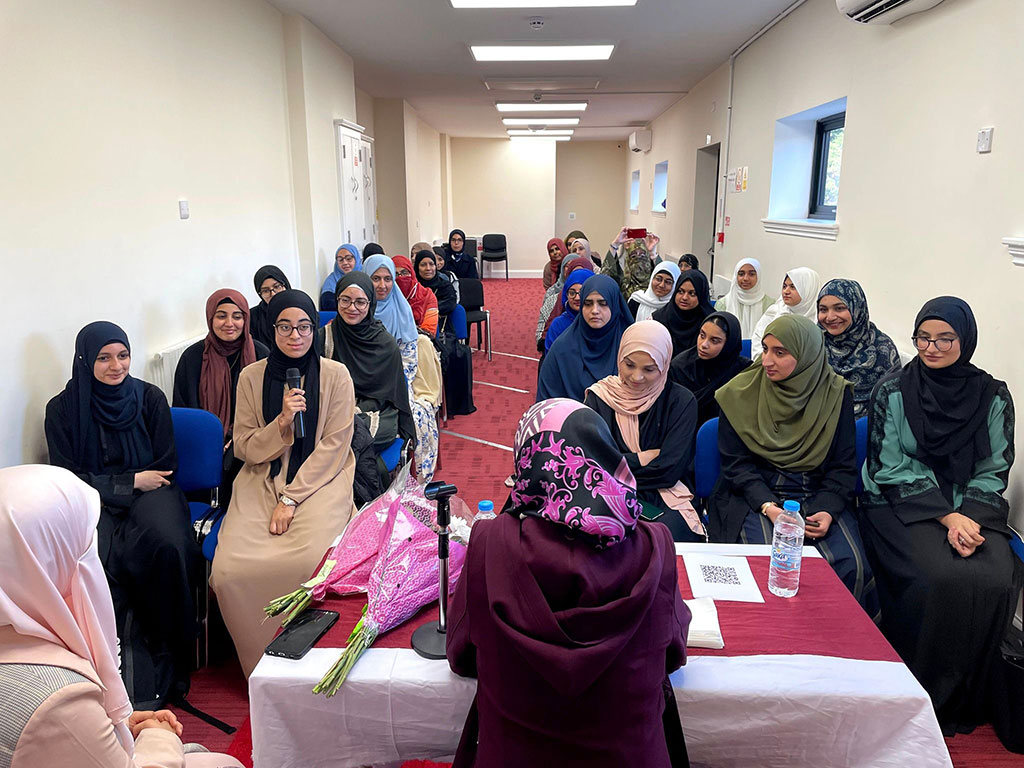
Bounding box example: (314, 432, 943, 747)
(279, 494, 297, 507)
(760, 501, 774, 516)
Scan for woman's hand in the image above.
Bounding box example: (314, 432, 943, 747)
(133, 470, 172, 492)
(762, 503, 784, 525)
(277, 387, 306, 430)
(612, 226, 629, 247)
(804, 511, 833, 540)
(129, 710, 182, 738)
(269, 501, 295, 535)
(644, 232, 660, 252)
(940, 512, 984, 557)
(636, 449, 661, 466)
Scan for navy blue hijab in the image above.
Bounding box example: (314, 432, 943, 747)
(537, 274, 633, 402)
(64, 321, 154, 473)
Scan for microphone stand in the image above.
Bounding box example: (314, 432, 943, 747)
(412, 480, 457, 660)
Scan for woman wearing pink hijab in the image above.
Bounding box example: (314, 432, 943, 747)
(0, 464, 242, 768)
(585, 321, 704, 542)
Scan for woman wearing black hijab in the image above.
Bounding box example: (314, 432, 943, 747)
(668, 311, 751, 427)
(652, 269, 714, 358)
(363, 242, 386, 259)
(861, 297, 1019, 734)
(45, 322, 200, 706)
(211, 289, 358, 677)
(414, 249, 458, 323)
(250, 265, 291, 348)
(316, 271, 415, 449)
(444, 228, 479, 279)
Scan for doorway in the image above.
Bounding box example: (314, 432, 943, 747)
(691, 143, 720, 280)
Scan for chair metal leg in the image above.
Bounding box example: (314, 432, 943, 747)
(504, 258, 508, 281)
(485, 310, 492, 361)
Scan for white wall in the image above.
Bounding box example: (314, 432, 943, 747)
(632, 0, 1024, 523)
(450, 139, 557, 275)
(2, 0, 297, 467)
(555, 141, 629, 258)
(624, 64, 730, 264)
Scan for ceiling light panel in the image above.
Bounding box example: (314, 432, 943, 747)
(483, 77, 601, 91)
(454, 1, 635, 6)
(510, 136, 572, 141)
(470, 45, 615, 62)
(496, 102, 588, 112)
(502, 117, 581, 125)
(507, 129, 575, 135)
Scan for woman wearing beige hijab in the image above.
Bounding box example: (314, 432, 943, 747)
(585, 321, 703, 541)
(0, 464, 243, 768)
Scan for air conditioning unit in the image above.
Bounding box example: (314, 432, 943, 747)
(836, 0, 945, 24)
(628, 130, 652, 154)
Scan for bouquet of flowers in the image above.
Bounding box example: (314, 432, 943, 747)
(264, 461, 483, 696)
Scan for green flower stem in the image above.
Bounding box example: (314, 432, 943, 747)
(313, 621, 379, 697)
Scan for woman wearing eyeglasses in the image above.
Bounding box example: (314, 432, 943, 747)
(544, 266, 595, 353)
(861, 297, 1019, 735)
(316, 272, 415, 453)
(249, 265, 291, 348)
(211, 289, 357, 677)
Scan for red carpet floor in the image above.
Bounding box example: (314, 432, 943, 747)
(174, 278, 1022, 767)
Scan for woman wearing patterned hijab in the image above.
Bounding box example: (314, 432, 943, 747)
(447, 399, 690, 768)
(861, 297, 1018, 734)
(711, 314, 877, 614)
(816, 279, 901, 418)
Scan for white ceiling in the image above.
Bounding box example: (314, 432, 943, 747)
(268, 0, 796, 139)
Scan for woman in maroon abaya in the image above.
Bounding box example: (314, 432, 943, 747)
(447, 398, 691, 768)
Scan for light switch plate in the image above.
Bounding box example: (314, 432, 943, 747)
(178, 199, 190, 219)
(568, 212, 576, 220)
(977, 127, 994, 154)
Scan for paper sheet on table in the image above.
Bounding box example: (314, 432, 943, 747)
(683, 597, 724, 649)
(682, 553, 765, 603)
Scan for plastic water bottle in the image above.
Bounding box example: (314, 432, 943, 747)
(477, 500, 495, 519)
(768, 500, 805, 598)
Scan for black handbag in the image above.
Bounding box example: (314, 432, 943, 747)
(990, 620, 1024, 753)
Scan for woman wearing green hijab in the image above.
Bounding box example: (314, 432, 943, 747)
(709, 313, 877, 615)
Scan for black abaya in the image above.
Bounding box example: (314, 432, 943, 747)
(45, 380, 200, 704)
(585, 384, 699, 541)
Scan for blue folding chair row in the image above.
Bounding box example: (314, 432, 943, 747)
(693, 416, 870, 503)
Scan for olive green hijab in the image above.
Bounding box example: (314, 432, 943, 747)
(715, 313, 850, 471)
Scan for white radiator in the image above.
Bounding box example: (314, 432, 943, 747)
(148, 335, 204, 402)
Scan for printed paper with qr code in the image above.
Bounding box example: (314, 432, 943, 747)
(682, 553, 765, 603)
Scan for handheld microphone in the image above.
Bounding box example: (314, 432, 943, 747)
(285, 367, 305, 439)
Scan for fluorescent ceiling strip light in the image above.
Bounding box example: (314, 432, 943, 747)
(496, 102, 588, 112)
(454, 0, 635, 6)
(510, 136, 571, 141)
(471, 44, 614, 62)
(502, 117, 580, 125)
(506, 129, 574, 136)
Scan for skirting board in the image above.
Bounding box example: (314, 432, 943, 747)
(478, 267, 542, 279)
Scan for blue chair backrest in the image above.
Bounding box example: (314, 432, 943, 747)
(170, 408, 223, 494)
(741, 339, 752, 359)
(855, 416, 868, 493)
(450, 303, 468, 341)
(320, 310, 337, 328)
(1011, 530, 1024, 564)
(694, 418, 720, 499)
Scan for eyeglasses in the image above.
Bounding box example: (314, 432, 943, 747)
(259, 282, 286, 299)
(274, 322, 314, 337)
(912, 335, 957, 352)
(337, 297, 369, 310)
(566, 288, 581, 299)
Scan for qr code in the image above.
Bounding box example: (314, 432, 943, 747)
(700, 564, 741, 586)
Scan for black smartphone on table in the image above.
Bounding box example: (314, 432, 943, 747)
(264, 609, 339, 660)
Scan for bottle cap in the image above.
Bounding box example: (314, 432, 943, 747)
(478, 500, 494, 513)
(782, 500, 801, 513)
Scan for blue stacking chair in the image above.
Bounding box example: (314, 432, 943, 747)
(694, 418, 720, 501)
(450, 303, 469, 342)
(855, 416, 868, 493)
(1010, 529, 1024, 564)
(377, 437, 406, 474)
(320, 310, 337, 328)
(741, 339, 752, 359)
(170, 407, 224, 668)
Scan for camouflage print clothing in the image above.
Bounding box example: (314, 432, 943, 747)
(601, 240, 656, 300)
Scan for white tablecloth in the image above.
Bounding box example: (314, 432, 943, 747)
(249, 544, 952, 768)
